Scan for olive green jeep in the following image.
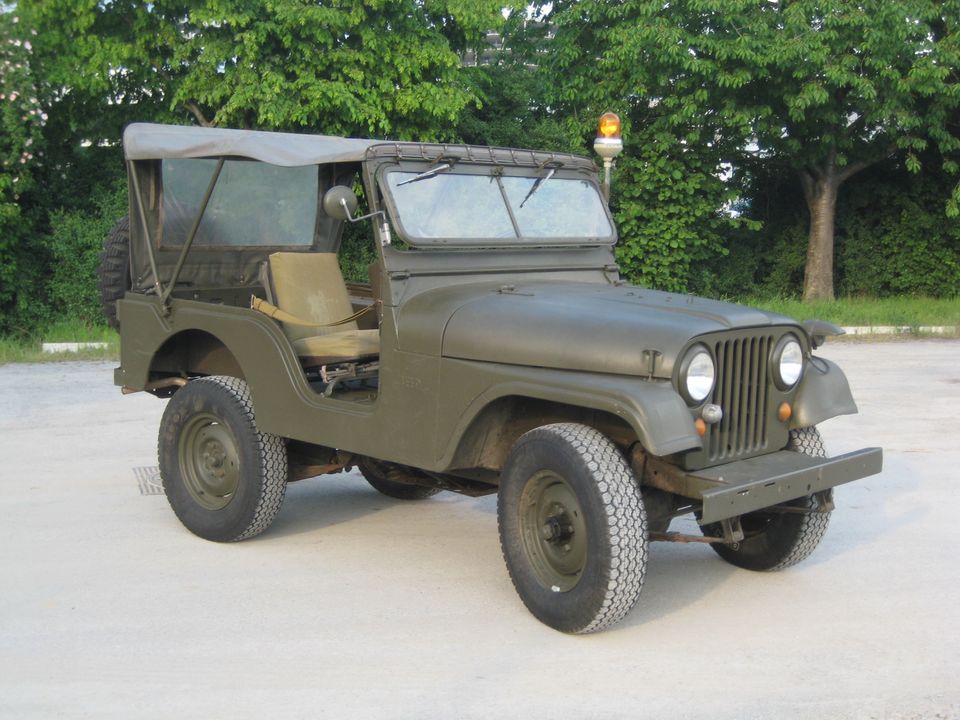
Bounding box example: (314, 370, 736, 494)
(104, 122, 882, 633)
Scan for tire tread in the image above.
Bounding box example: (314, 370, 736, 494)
(159, 375, 286, 542)
(768, 426, 831, 570)
(97, 216, 130, 331)
(498, 423, 648, 634)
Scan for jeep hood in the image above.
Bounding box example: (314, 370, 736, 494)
(398, 281, 796, 379)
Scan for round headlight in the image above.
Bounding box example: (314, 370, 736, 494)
(773, 335, 804, 389)
(680, 346, 715, 405)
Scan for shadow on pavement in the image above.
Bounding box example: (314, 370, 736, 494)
(265, 473, 391, 538)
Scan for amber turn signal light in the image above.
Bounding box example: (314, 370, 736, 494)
(695, 418, 707, 436)
(778, 402, 792, 422)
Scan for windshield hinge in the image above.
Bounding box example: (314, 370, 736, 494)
(642, 349, 663, 379)
(603, 264, 622, 285)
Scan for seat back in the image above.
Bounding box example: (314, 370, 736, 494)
(267, 252, 357, 342)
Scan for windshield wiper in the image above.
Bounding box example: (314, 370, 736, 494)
(396, 163, 452, 187)
(519, 167, 556, 208)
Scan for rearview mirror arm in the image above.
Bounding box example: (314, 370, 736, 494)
(339, 198, 392, 247)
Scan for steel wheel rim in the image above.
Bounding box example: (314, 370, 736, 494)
(179, 413, 240, 511)
(518, 470, 587, 592)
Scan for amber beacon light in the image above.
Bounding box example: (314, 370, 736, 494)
(594, 112, 623, 197)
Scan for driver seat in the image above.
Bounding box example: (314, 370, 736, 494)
(253, 252, 379, 366)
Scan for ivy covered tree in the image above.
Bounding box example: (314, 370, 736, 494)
(535, 3, 746, 292)
(543, 0, 960, 300)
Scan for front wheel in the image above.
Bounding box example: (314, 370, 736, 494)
(158, 376, 288, 542)
(704, 426, 833, 571)
(497, 423, 648, 634)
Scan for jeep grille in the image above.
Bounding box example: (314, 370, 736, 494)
(705, 334, 773, 462)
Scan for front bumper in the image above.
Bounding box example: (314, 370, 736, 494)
(693, 447, 883, 523)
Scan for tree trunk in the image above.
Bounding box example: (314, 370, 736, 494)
(799, 168, 840, 302)
(798, 148, 874, 303)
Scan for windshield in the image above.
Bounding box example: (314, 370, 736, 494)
(383, 169, 615, 246)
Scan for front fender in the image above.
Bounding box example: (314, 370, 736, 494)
(436, 359, 702, 467)
(791, 356, 858, 429)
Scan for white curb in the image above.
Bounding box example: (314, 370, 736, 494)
(41, 342, 109, 353)
(840, 326, 954, 336)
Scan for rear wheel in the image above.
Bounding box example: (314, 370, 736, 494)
(497, 423, 648, 634)
(704, 426, 833, 571)
(158, 376, 287, 542)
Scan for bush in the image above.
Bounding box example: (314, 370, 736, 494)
(705, 160, 960, 299)
(837, 173, 960, 297)
(612, 133, 745, 292)
(46, 180, 127, 325)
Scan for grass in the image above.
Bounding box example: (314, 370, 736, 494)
(732, 296, 960, 329)
(0, 320, 119, 365)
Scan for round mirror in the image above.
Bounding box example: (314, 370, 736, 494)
(322, 185, 359, 221)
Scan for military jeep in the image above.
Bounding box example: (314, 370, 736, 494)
(106, 122, 882, 634)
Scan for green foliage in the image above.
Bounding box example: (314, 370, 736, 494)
(3, 0, 960, 335)
(21, 0, 514, 139)
(0, 9, 46, 335)
(553, 0, 960, 173)
(836, 171, 960, 297)
(542, 0, 960, 299)
(46, 181, 127, 325)
(612, 133, 750, 292)
(457, 56, 582, 153)
(708, 159, 960, 299)
(454, 8, 591, 151)
(339, 226, 378, 285)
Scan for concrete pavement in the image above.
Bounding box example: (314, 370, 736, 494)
(1, 340, 958, 719)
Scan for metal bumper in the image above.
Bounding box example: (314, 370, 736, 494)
(695, 447, 883, 524)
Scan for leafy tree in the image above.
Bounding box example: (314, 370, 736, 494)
(456, 14, 584, 153)
(535, 2, 743, 292)
(10, 0, 520, 332)
(752, 157, 960, 297)
(20, 0, 514, 139)
(0, 9, 46, 334)
(701, 154, 960, 298)
(457, 63, 581, 152)
(542, 0, 960, 301)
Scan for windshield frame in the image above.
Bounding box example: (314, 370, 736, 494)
(376, 160, 617, 249)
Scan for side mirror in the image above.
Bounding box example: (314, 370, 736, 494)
(322, 185, 359, 221)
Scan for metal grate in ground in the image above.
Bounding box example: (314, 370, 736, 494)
(134, 466, 163, 496)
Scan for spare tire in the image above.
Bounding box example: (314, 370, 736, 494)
(98, 215, 130, 330)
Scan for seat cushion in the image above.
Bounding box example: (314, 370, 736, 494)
(266, 251, 381, 365)
(292, 329, 380, 366)
(269, 252, 358, 342)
